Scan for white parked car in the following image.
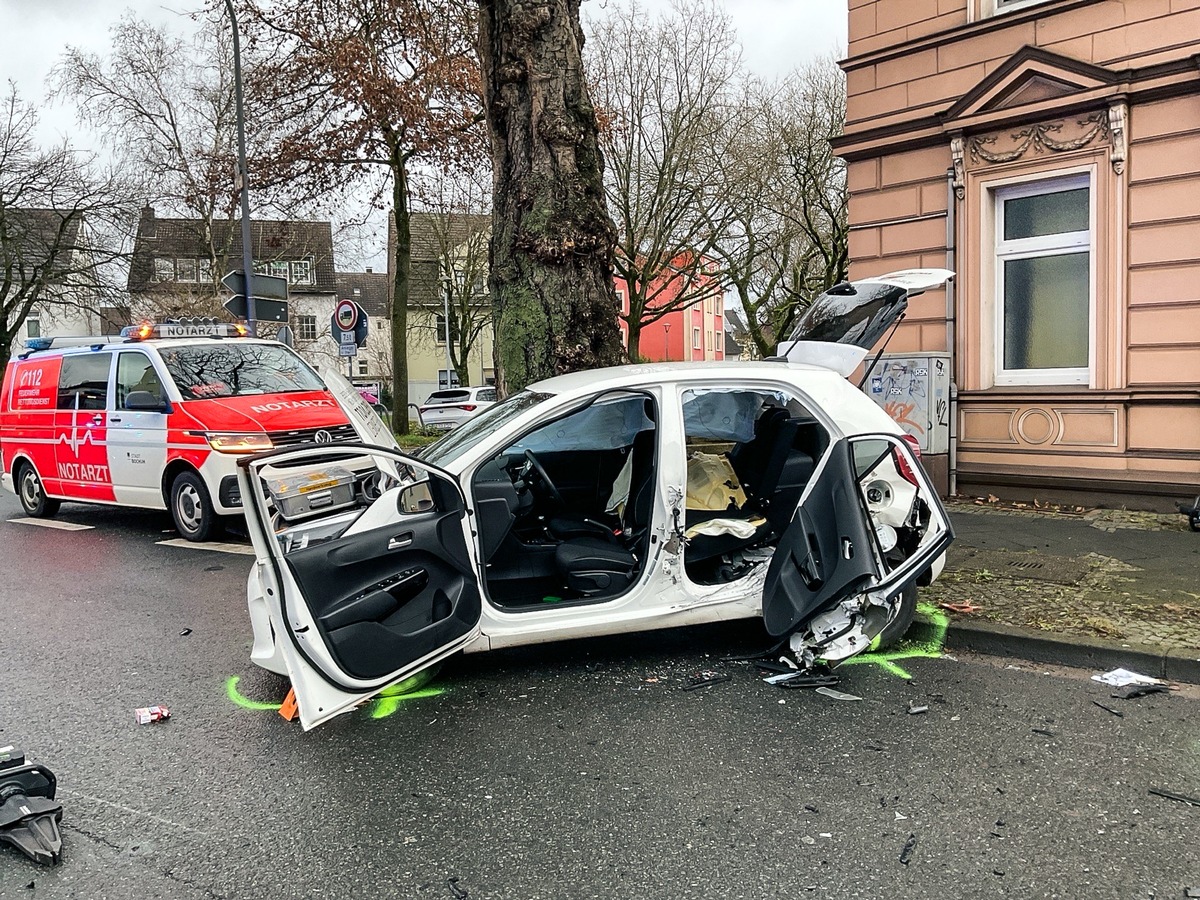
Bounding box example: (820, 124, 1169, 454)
(417, 386, 497, 431)
(239, 270, 956, 729)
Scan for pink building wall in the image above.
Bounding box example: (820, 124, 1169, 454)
(838, 0, 1200, 503)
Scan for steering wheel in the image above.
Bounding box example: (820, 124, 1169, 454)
(522, 449, 564, 507)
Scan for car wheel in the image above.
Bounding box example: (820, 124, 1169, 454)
(16, 462, 61, 518)
(877, 582, 918, 649)
(171, 471, 221, 542)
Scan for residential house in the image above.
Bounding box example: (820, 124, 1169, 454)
(388, 213, 496, 404)
(3, 208, 118, 358)
(127, 206, 338, 371)
(836, 0, 1200, 504)
(614, 261, 725, 362)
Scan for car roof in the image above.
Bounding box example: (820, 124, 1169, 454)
(21, 337, 282, 360)
(530, 360, 843, 395)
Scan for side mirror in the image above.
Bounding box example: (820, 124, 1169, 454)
(125, 390, 168, 412)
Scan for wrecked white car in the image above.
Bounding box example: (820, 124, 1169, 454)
(239, 270, 955, 729)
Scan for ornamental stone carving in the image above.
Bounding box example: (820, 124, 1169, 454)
(966, 111, 1115, 167)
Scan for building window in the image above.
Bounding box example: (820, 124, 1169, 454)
(438, 369, 461, 389)
(176, 258, 197, 282)
(269, 261, 289, 280)
(993, 175, 1091, 385)
(357, 357, 369, 376)
(692, 327, 701, 349)
(26, 317, 40, 339)
(154, 258, 175, 282)
(296, 315, 318, 342)
(290, 259, 313, 286)
(198, 259, 212, 283)
(435, 314, 459, 345)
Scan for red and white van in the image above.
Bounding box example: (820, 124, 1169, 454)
(0, 323, 386, 541)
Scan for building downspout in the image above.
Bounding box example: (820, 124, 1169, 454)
(945, 167, 959, 497)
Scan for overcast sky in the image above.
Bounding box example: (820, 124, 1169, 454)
(1, 0, 846, 269)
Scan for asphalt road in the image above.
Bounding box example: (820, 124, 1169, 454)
(1, 493, 1198, 899)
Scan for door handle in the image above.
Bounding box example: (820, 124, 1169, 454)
(387, 533, 413, 550)
(91, 414, 104, 425)
(110, 416, 123, 424)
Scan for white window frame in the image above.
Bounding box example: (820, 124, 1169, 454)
(991, 172, 1094, 387)
(154, 258, 175, 282)
(295, 314, 318, 342)
(692, 326, 701, 349)
(978, 0, 1053, 17)
(357, 357, 369, 376)
(291, 258, 314, 286)
(26, 316, 41, 339)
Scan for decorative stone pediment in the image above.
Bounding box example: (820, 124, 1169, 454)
(941, 46, 1117, 124)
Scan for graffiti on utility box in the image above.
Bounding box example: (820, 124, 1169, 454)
(865, 354, 951, 454)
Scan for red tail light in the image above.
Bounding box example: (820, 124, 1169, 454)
(458, 404, 477, 412)
(894, 434, 922, 486)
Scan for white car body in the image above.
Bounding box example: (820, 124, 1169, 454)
(240, 271, 955, 730)
(417, 386, 497, 431)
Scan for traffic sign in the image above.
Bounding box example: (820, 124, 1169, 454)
(331, 299, 368, 347)
(338, 341, 357, 357)
(223, 295, 289, 322)
(221, 270, 289, 301)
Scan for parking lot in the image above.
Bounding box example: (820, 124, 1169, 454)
(2, 490, 1198, 899)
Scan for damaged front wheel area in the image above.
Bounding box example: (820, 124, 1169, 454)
(876, 582, 918, 650)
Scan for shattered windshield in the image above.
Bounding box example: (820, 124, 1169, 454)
(158, 342, 326, 399)
(419, 390, 552, 468)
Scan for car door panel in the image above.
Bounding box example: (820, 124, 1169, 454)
(237, 444, 481, 729)
(283, 508, 480, 681)
(762, 433, 952, 641)
(762, 439, 877, 636)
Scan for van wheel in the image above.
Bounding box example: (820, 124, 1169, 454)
(17, 463, 60, 518)
(171, 471, 220, 542)
(877, 583, 919, 649)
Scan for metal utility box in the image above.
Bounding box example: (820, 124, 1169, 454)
(862, 353, 952, 455)
(265, 464, 357, 522)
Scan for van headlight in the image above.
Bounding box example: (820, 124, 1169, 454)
(206, 432, 273, 453)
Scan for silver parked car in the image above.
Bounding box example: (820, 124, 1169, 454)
(418, 386, 497, 431)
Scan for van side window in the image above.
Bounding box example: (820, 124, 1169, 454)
(57, 353, 112, 411)
(116, 352, 164, 409)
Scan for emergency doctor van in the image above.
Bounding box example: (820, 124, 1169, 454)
(0, 322, 382, 541)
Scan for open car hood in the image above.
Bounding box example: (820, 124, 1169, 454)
(777, 269, 954, 375)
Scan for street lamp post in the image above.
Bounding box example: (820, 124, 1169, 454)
(442, 275, 453, 388)
(224, 0, 256, 336)
(662, 322, 672, 361)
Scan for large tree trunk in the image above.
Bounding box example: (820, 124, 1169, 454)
(625, 317, 643, 363)
(478, 0, 625, 395)
(390, 161, 412, 435)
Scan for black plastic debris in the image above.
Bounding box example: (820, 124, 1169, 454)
(682, 672, 731, 692)
(1032, 727, 1056, 737)
(1148, 787, 1200, 808)
(775, 673, 841, 690)
(0, 748, 63, 866)
(447, 876, 468, 899)
(1091, 700, 1124, 717)
(899, 833, 918, 865)
(1112, 684, 1169, 700)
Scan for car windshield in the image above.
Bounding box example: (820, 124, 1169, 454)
(419, 390, 552, 468)
(158, 342, 326, 399)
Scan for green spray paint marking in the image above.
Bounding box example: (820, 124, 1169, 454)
(224, 670, 445, 720)
(839, 602, 950, 680)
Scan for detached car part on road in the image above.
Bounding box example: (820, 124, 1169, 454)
(238, 270, 956, 730)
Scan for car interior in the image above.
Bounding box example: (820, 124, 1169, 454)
(679, 388, 831, 586)
(470, 391, 659, 609)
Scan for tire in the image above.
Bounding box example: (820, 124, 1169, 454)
(16, 462, 60, 518)
(170, 471, 221, 542)
(878, 582, 919, 649)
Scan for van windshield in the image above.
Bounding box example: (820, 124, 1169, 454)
(158, 342, 326, 400)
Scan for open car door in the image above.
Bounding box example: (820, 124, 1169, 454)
(237, 444, 481, 730)
(763, 434, 952, 663)
(322, 367, 401, 450)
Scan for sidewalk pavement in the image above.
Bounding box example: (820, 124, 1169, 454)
(908, 499, 1200, 683)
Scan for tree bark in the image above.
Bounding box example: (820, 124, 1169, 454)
(390, 159, 411, 435)
(478, 0, 625, 395)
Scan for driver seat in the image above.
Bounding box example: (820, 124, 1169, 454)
(552, 428, 656, 596)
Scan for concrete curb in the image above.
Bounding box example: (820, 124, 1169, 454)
(907, 615, 1200, 685)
